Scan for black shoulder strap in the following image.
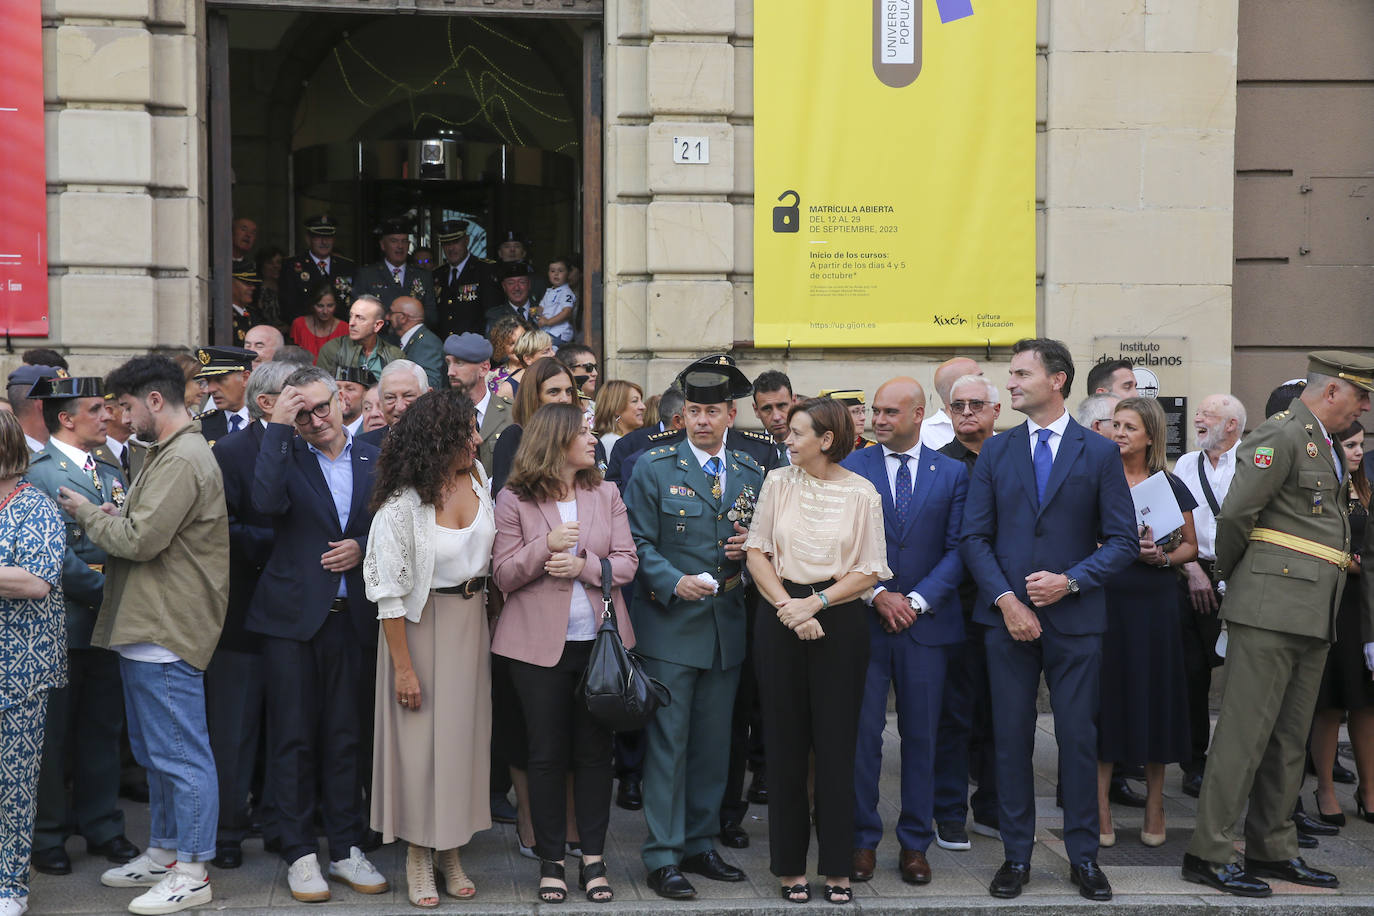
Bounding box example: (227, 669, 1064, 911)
(1196, 451, 1221, 516)
(600, 557, 617, 629)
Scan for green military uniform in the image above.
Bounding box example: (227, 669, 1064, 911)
(315, 335, 406, 380)
(1187, 351, 1374, 874)
(626, 356, 766, 884)
(26, 380, 133, 858)
(477, 393, 513, 476)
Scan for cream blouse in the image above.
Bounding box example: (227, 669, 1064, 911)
(744, 464, 891, 586)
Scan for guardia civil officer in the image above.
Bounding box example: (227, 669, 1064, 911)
(193, 347, 258, 447)
(280, 215, 356, 323)
(1183, 350, 1374, 896)
(353, 218, 437, 326)
(626, 358, 766, 900)
(433, 220, 497, 338)
(27, 375, 139, 876)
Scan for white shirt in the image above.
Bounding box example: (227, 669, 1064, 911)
(686, 438, 727, 496)
(105, 435, 128, 465)
(474, 389, 491, 428)
(314, 256, 331, 274)
(49, 436, 93, 471)
(869, 443, 928, 611)
(556, 499, 598, 640)
(1173, 442, 1238, 561)
(919, 409, 955, 451)
(399, 324, 421, 349)
(345, 414, 364, 438)
(1026, 409, 1071, 462)
(24, 433, 45, 455)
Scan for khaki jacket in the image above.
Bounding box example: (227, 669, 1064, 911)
(1216, 399, 1352, 641)
(75, 420, 230, 670)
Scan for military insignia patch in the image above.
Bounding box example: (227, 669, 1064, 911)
(1254, 447, 1274, 469)
(1307, 441, 1320, 458)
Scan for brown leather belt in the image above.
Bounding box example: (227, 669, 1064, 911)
(433, 577, 489, 597)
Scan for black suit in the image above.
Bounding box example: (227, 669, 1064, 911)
(248, 424, 380, 864)
(198, 408, 250, 448)
(434, 256, 498, 337)
(606, 424, 659, 493)
(279, 253, 357, 323)
(207, 422, 276, 847)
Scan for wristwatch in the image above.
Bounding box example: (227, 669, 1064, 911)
(1064, 576, 1080, 595)
(907, 595, 925, 615)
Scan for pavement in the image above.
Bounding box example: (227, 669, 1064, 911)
(25, 711, 1374, 915)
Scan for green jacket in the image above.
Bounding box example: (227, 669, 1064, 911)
(25, 441, 126, 648)
(402, 324, 447, 390)
(316, 337, 406, 379)
(626, 440, 764, 670)
(75, 421, 229, 670)
(1216, 398, 1352, 641)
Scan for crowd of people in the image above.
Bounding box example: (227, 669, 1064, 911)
(0, 317, 1370, 916)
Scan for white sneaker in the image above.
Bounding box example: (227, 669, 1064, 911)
(328, 846, 389, 894)
(288, 854, 331, 903)
(126, 867, 211, 915)
(101, 854, 173, 888)
(0, 896, 28, 916)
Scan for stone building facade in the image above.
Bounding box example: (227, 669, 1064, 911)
(36, 0, 1245, 427)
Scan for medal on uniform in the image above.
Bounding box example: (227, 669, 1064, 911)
(727, 485, 757, 527)
(1313, 492, 1323, 515)
(1307, 441, 1320, 459)
(111, 480, 126, 508)
(711, 476, 722, 500)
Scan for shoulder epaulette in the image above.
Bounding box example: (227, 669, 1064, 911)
(646, 428, 680, 443)
(646, 442, 681, 460)
(731, 449, 762, 471)
(734, 428, 775, 445)
(195, 407, 221, 420)
(29, 450, 52, 464)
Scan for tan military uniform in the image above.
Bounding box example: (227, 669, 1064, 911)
(1188, 397, 1353, 864)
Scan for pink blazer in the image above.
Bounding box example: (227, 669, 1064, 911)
(492, 480, 638, 667)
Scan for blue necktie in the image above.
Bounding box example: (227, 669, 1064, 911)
(704, 457, 723, 500)
(229, 414, 242, 433)
(893, 453, 913, 528)
(1033, 427, 1054, 504)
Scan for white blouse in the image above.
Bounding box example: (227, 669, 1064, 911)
(364, 467, 495, 623)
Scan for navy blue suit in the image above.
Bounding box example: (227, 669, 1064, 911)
(247, 423, 380, 864)
(206, 421, 277, 847)
(959, 416, 1137, 866)
(843, 444, 968, 853)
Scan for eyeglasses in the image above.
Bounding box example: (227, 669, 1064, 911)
(949, 399, 989, 414)
(294, 395, 334, 425)
(571, 362, 598, 373)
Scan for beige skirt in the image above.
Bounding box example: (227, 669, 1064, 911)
(371, 591, 492, 850)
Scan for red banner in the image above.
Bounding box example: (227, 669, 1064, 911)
(0, 0, 50, 337)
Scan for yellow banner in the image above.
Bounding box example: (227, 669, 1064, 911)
(753, 0, 1036, 348)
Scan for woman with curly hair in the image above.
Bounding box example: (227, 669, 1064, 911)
(363, 389, 493, 907)
(494, 329, 555, 402)
(487, 316, 525, 396)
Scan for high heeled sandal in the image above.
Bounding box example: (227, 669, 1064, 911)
(823, 883, 853, 904)
(578, 859, 613, 902)
(538, 859, 567, 904)
(405, 845, 439, 909)
(435, 847, 476, 899)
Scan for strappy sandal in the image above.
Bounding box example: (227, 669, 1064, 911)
(780, 882, 811, 903)
(435, 847, 476, 899)
(405, 844, 439, 909)
(824, 883, 854, 904)
(538, 859, 567, 904)
(578, 859, 614, 902)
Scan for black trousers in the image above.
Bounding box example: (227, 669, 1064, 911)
(262, 611, 364, 865)
(204, 647, 268, 845)
(754, 582, 869, 877)
(1179, 564, 1224, 774)
(721, 589, 766, 827)
(509, 640, 613, 861)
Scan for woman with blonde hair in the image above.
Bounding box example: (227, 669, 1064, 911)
(495, 329, 555, 402)
(591, 380, 646, 454)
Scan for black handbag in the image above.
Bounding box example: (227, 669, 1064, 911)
(578, 557, 670, 732)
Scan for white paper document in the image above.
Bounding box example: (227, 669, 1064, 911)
(1130, 471, 1185, 539)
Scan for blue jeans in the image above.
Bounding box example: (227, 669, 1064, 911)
(119, 658, 218, 863)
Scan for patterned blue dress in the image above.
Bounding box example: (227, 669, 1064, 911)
(0, 482, 68, 901)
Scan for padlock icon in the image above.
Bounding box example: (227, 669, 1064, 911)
(773, 190, 801, 233)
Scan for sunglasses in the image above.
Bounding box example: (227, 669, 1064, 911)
(949, 399, 989, 414)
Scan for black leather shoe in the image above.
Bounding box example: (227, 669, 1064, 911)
(31, 846, 71, 876)
(211, 843, 242, 869)
(988, 860, 1030, 898)
(1245, 856, 1339, 889)
(718, 821, 749, 849)
(1182, 771, 1203, 798)
(1181, 854, 1272, 897)
(1333, 761, 1356, 785)
(680, 849, 745, 881)
(262, 835, 282, 855)
(616, 778, 643, 811)
(490, 791, 517, 824)
(1293, 809, 1339, 837)
(88, 835, 139, 864)
(1108, 778, 1147, 808)
(1070, 861, 1112, 901)
(647, 865, 696, 899)
(1297, 830, 1319, 849)
(747, 770, 768, 805)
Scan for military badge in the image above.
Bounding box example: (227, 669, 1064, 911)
(1254, 447, 1274, 469)
(726, 484, 758, 527)
(300, 270, 311, 282)
(1307, 441, 1320, 459)
(111, 480, 126, 508)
